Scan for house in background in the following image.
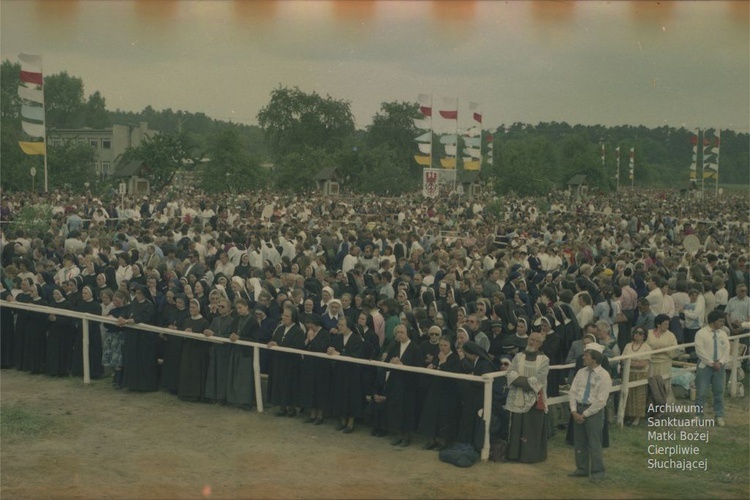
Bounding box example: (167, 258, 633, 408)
(314, 167, 340, 195)
(113, 160, 151, 195)
(47, 122, 158, 178)
(566, 174, 588, 199)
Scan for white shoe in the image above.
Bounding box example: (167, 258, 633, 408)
(717, 417, 726, 427)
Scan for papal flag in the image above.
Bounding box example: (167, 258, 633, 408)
(22, 121, 45, 138)
(439, 134, 457, 145)
(464, 136, 481, 148)
(19, 141, 46, 155)
(18, 85, 44, 104)
(444, 144, 457, 156)
(440, 157, 456, 169)
(463, 160, 481, 171)
(417, 142, 432, 155)
(414, 154, 431, 166)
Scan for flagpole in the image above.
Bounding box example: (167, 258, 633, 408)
(615, 147, 620, 191)
(430, 94, 434, 170)
(454, 97, 459, 190)
(699, 128, 704, 196)
(715, 129, 720, 196)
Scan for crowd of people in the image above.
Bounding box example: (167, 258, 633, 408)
(1, 184, 748, 471)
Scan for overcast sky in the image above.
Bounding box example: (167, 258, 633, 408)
(2, 1, 748, 133)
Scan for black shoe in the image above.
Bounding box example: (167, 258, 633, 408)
(342, 426, 354, 434)
(313, 417, 324, 425)
(399, 438, 411, 447)
(303, 417, 316, 424)
(391, 438, 402, 446)
(376, 429, 387, 437)
(335, 422, 347, 431)
(423, 441, 437, 450)
(275, 409, 288, 417)
(286, 409, 297, 417)
(371, 428, 379, 436)
(568, 470, 588, 478)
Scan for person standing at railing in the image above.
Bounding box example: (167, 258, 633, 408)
(622, 326, 651, 426)
(506, 331, 549, 463)
(568, 343, 611, 482)
(119, 285, 158, 392)
(71, 285, 104, 380)
(46, 287, 76, 377)
(225, 298, 259, 410)
(694, 310, 730, 427)
(266, 306, 306, 417)
(177, 299, 212, 402)
(21, 283, 48, 374)
(204, 297, 236, 405)
(103, 290, 129, 389)
(327, 316, 365, 434)
(646, 313, 679, 403)
(299, 313, 331, 425)
(384, 324, 424, 447)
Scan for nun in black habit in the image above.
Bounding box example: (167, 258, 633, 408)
(21, 283, 48, 374)
(120, 285, 158, 391)
(46, 287, 76, 376)
(266, 305, 306, 417)
(204, 297, 236, 404)
(298, 314, 331, 424)
(71, 285, 104, 379)
(177, 299, 212, 402)
(327, 316, 365, 433)
(160, 294, 189, 393)
(225, 298, 259, 409)
(384, 324, 424, 447)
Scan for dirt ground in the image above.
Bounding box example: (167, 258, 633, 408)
(0, 369, 736, 500)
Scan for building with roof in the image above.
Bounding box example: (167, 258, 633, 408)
(47, 122, 158, 179)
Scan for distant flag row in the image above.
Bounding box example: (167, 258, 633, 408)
(17, 53, 46, 156)
(413, 94, 490, 170)
(688, 129, 720, 182)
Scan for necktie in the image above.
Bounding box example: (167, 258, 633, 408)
(581, 369, 593, 404)
(712, 331, 718, 361)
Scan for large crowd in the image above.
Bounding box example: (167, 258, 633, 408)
(1, 184, 748, 466)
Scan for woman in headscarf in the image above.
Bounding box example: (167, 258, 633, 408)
(501, 316, 530, 357)
(46, 286, 76, 377)
(456, 340, 495, 448)
(538, 315, 563, 398)
(103, 290, 130, 389)
(72, 285, 104, 379)
(419, 334, 461, 451)
(65, 276, 83, 308)
(322, 298, 342, 332)
(193, 279, 210, 318)
(129, 263, 147, 287)
(384, 324, 424, 447)
(233, 252, 253, 280)
(160, 294, 189, 394)
(119, 284, 158, 391)
(225, 298, 260, 409)
(506, 331, 549, 463)
(327, 316, 365, 434)
(21, 283, 48, 374)
(299, 314, 331, 425)
(177, 298, 212, 402)
(204, 297, 236, 405)
(266, 305, 306, 417)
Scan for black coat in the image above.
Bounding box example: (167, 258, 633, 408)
(328, 332, 365, 419)
(122, 299, 158, 391)
(298, 328, 331, 410)
(266, 323, 306, 407)
(418, 351, 461, 440)
(384, 341, 424, 434)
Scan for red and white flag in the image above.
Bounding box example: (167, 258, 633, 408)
(418, 94, 432, 117)
(439, 97, 457, 120)
(469, 101, 482, 123)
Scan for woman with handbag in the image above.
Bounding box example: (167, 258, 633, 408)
(505, 331, 549, 463)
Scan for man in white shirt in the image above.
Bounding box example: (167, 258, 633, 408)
(568, 343, 611, 482)
(694, 310, 731, 426)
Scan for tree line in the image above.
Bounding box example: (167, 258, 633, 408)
(2, 59, 747, 196)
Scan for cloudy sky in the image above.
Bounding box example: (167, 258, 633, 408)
(2, 1, 748, 133)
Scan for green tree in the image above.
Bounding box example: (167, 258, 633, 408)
(1, 60, 22, 122)
(118, 133, 201, 190)
(357, 145, 420, 195)
(47, 141, 97, 192)
(84, 91, 111, 129)
(200, 127, 262, 193)
(257, 86, 355, 160)
(44, 71, 86, 129)
(492, 137, 555, 197)
(273, 146, 335, 192)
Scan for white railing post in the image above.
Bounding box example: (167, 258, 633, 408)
(254, 346, 264, 413)
(82, 318, 91, 384)
(729, 337, 739, 398)
(617, 357, 631, 428)
(481, 376, 493, 462)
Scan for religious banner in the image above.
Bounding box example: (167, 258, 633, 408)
(422, 169, 440, 198)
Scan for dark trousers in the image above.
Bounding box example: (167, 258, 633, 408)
(573, 404, 605, 478)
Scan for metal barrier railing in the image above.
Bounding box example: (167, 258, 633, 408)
(1, 299, 748, 462)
